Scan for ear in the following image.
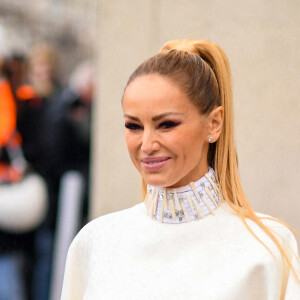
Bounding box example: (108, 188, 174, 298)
(206, 106, 224, 143)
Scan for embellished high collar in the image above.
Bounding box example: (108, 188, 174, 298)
(144, 167, 223, 224)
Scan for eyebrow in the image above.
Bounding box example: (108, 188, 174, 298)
(124, 112, 183, 122)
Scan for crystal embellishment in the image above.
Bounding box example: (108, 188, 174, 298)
(144, 167, 223, 224)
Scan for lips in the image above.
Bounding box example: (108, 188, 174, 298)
(141, 157, 170, 171)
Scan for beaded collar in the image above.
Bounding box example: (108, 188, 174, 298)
(144, 167, 223, 224)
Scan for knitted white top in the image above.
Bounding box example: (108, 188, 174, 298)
(61, 170, 300, 299)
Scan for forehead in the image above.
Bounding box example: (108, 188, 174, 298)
(123, 74, 193, 114)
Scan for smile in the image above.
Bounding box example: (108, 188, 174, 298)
(141, 157, 170, 171)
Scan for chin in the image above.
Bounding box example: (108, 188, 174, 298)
(142, 173, 176, 188)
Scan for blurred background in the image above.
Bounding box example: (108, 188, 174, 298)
(0, 1, 299, 300)
(0, 0, 96, 299)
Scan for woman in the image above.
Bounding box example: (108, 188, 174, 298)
(61, 39, 300, 299)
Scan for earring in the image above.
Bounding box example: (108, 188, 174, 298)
(208, 137, 213, 142)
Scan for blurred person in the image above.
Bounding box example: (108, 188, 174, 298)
(0, 59, 17, 156)
(3, 53, 27, 97)
(61, 60, 92, 179)
(0, 52, 48, 300)
(0, 47, 26, 300)
(17, 44, 62, 175)
(47, 61, 93, 227)
(15, 44, 63, 300)
(48, 61, 93, 300)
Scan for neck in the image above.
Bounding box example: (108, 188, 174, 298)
(145, 167, 223, 223)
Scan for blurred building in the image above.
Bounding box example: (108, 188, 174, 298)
(0, 0, 98, 82)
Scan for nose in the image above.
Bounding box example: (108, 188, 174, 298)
(140, 128, 160, 154)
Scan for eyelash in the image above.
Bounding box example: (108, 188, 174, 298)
(158, 121, 181, 129)
(124, 121, 181, 131)
(125, 123, 142, 130)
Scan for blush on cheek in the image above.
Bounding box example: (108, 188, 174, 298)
(125, 135, 138, 149)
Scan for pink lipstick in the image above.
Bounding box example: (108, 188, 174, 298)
(141, 157, 170, 171)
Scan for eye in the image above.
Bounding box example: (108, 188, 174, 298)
(125, 122, 143, 130)
(158, 121, 181, 129)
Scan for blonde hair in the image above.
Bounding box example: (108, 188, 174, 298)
(126, 39, 299, 297)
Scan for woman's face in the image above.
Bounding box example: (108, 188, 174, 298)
(122, 74, 211, 188)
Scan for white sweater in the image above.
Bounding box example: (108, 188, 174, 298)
(61, 201, 300, 299)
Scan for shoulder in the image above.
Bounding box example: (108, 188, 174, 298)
(228, 208, 300, 261)
(61, 204, 147, 299)
(69, 203, 145, 251)
(217, 204, 298, 255)
(254, 212, 299, 253)
(256, 211, 297, 240)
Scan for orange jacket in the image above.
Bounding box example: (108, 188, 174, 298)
(0, 79, 16, 147)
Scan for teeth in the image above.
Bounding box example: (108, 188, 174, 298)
(148, 162, 159, 165)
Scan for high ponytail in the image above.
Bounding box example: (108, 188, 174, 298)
(126, 39, 299, 296)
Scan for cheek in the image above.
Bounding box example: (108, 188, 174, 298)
(125, 133, 140, 156)
(174, 127, 206, 158)
(170, 128, 200, 152)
